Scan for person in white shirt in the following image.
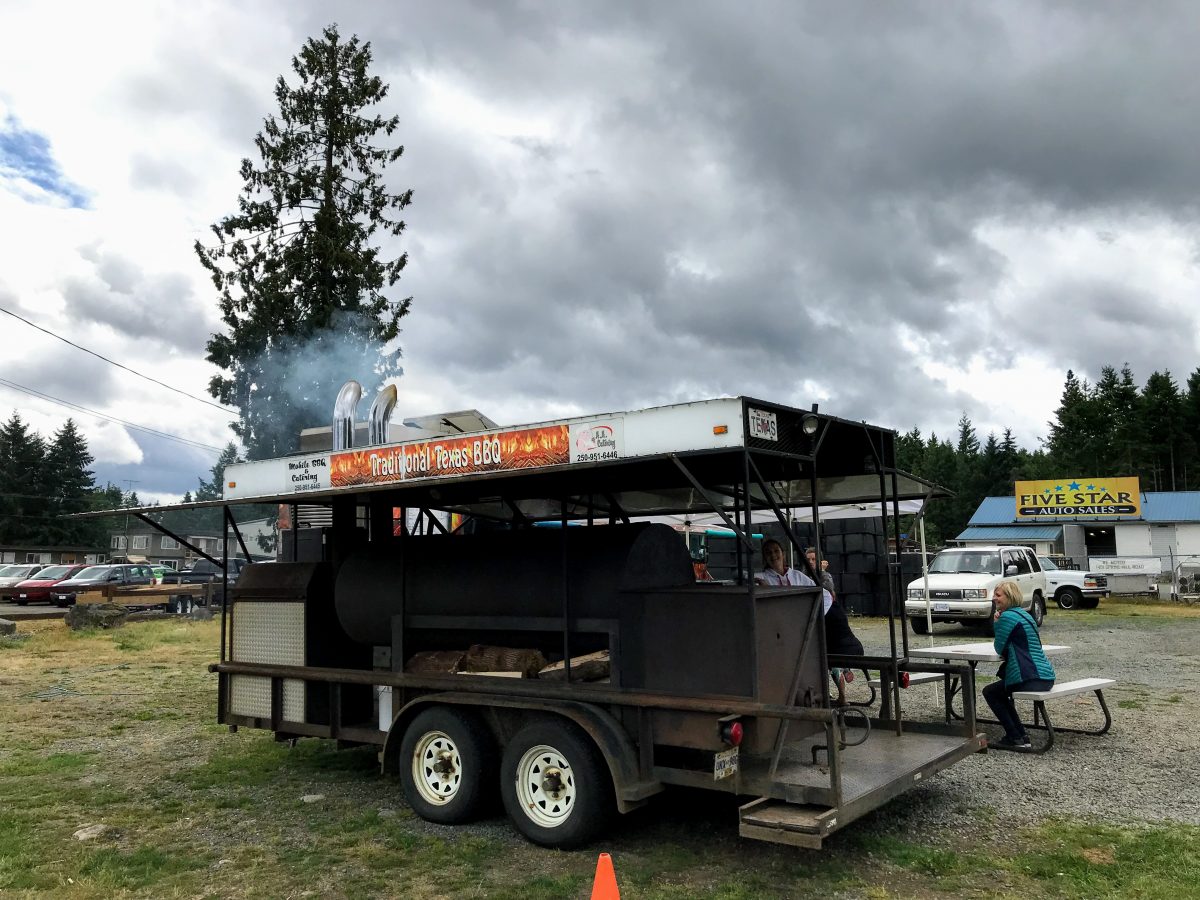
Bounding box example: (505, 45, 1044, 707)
(756, 539, 833, 612)
(757, 538, 861, 704)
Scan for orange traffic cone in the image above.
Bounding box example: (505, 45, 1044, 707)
(590, 852, 620, 899)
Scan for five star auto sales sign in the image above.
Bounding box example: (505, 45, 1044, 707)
(1015, 477, 1141, 518)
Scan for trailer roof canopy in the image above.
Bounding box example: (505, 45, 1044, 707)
(73, 397, 948, 523)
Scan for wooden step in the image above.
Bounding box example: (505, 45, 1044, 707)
(738, 797, 836, 848)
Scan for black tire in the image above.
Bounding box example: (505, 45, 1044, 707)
(910, 616, 929, 635)
(500, 719, 614, 849)
(16, 599, 28, 606)
(1056, 586, 1081, 610)
(399, 707, 497, 825)
(1031, 594, 1046, 627)
(982, 600, 996, 637)
(1079, 596, 1099, 610)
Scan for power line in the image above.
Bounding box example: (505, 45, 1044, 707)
(0, 304, 237, 416)
(0, 378, 224, 453)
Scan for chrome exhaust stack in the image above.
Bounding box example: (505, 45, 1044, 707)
(369, 384, 397, 446)
(333, 381, 363, 451)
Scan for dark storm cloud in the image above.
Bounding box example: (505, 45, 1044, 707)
(93, 439, 218, 499)
(62, 249, 212, 355)
(97, 0, 1200, 457)
(1003, 280, 1190, 389)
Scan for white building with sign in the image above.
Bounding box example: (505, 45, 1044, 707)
(957, 490, 1200, 594)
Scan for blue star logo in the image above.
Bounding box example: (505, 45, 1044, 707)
(1054, 485, 1063, 492)
(1087, 484, 1095, 490)
(1068, 481, 1081, 491)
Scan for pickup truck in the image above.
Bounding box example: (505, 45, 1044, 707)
(1037, 556, 1109, 610)
(49, 564, 156, 606)
(161, 558, 252, 606)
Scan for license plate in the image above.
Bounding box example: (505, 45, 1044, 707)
(18, 594, 26, 599)
(933, 602, 950, 612)
(714, 747, 739, 780)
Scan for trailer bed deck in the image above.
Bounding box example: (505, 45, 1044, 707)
(740, 727, 985, 847)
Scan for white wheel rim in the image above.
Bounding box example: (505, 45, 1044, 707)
(514, 743, 576, 828)
(412, 731, 462, 806)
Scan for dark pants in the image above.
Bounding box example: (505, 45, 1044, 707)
(983, 677, 1054, 740)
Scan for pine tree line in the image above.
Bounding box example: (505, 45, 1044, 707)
(0, 412, 127, 549)
(897, 364, 1200, 545)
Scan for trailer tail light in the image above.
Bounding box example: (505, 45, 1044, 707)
(719, 718, 744, 747)
(713, 425, 729, 435)
(900, 671, 911, 689)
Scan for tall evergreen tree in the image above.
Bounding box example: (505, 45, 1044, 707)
(1179, 368, 1200, 489)
(42, 419, 96, 546)
(1046, 369, 1102, 473)
(1141, 370, 1185, 490)
(0, 412, 48, 544)
(198, 24, 413, 460)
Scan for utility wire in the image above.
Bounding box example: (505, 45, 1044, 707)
(0, 304, 237, 416)
(0, 378, 223, 453)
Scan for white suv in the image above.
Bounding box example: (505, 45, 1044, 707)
(905, 545, 1048, 635)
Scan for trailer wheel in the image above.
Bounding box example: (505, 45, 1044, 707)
(500, 720, 614, 849)
(399, 707, 496, 825)
(1056, 587, 1081, 610)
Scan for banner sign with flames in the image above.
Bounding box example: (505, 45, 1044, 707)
(330, 424, 575, 488)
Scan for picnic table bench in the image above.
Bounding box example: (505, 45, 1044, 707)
(907, 642, 1115, 753)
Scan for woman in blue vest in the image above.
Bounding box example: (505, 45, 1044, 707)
(984, 580, 1055, 750)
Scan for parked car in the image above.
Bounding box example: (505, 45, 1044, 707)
(905, 545, 1048, 635)
(48, 564, 156, 607)
(10, 564, 89, 605)
(0, 563, 50, 601)
(1037, 556, 1109, 610)
(161, 558, 252, 606)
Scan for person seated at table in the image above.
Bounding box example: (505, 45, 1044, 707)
(984, 580, 1056, 750)
(805, 546, 836, 600)
(757, 540, 861, 705)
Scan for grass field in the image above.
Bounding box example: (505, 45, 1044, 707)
(1, 605, 1198, 898)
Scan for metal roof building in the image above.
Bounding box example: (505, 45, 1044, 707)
(957, 491, 1200, 591)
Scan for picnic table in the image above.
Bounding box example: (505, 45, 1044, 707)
(907, 641, 1071, 724)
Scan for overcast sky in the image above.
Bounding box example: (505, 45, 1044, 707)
(2, 1, 1199, 503)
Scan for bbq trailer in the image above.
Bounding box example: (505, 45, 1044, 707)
(89, 393, 981, 849)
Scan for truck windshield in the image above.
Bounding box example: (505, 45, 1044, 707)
(928, 552, 1000, 575)
(1038, 557, 1059, 570)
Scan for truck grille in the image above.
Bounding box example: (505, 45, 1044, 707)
(927, 589, 962, 600)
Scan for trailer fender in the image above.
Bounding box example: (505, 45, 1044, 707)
(383, 692, 658, 813)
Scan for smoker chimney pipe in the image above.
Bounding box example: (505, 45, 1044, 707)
(333, 381, 363, 451)
(369, 384, 398, 445)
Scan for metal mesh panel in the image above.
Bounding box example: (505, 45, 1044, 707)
(230, 601, 305, 722)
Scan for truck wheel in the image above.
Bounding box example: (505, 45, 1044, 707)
(1056, 587, 1081, 610)
(909, 616, 929, 635)
(399, 707, 496, 825)
(1079, 596, 1099, 610)
(500, 719, 614, 849)
(1031, 594, 1046, 627)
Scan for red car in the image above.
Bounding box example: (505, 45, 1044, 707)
(11, 564, 89, 606)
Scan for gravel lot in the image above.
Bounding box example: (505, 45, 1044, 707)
(846, 606, 1200, 836)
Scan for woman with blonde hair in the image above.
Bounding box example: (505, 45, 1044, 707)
(983, 580, 1055, 750)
